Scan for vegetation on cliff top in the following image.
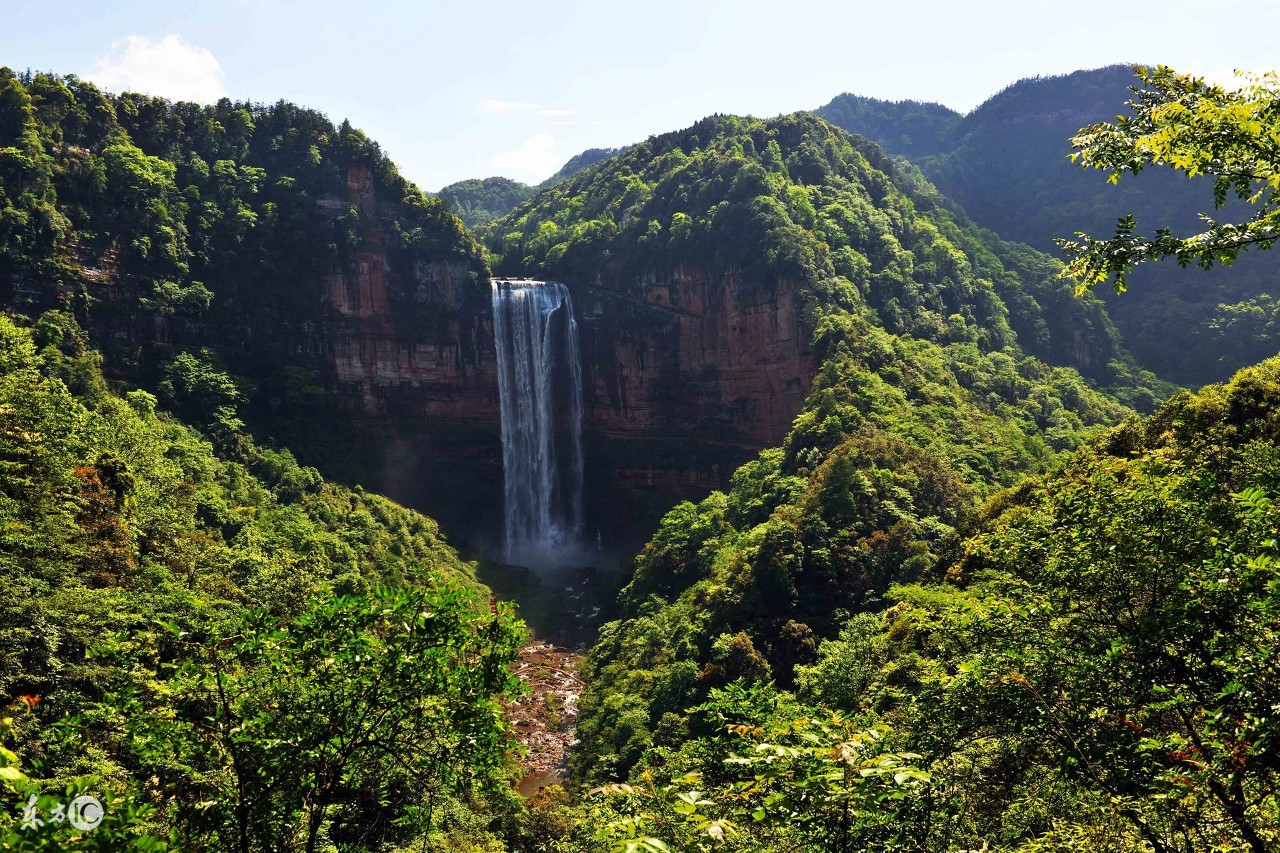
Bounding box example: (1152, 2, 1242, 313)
(438, 146, 627, 228)
(439, 176, 537, 227)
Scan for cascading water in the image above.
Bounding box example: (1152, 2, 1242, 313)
(491, 280, 585, 565)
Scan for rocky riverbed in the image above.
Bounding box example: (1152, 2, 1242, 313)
(508, 641, 585, 796)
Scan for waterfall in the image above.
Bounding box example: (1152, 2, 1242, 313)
(491, 280, 585, 565)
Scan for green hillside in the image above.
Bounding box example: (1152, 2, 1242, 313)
(554, 352, 1280, 852)
(0, 309, 525, 849)
(539, 145, 625, 186)
(487, 112, 1156, 392)
(438, 176, 537, 227)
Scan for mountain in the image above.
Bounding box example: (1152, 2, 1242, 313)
(812, 93, 958, 160)
(569, 349, 1280, 851)
(540, 145, 626, 185)
(0, 67, 527, 537)
(503, 112, 1274, 852)
(816, 65, 1280, 386)
(438, 146, 627, 227)
(3, 58, 1278, 851)
(437, 175, 537, 226)
(486, 111, 1154, 392)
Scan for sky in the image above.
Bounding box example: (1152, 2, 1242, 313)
(2, 0, 1274, 191)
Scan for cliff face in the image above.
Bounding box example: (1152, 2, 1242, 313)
(67, 158, 802, 549)
(576, 266, 815, 548)
(577, 266, 812, 446)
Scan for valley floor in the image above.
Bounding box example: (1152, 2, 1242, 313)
(508, 641, 584, 796)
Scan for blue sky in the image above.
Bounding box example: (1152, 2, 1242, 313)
(2, 0, 1274, 190)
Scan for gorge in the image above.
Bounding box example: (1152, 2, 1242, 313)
(2, 60, 1278, 851)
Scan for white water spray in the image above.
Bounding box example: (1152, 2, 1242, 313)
(491, 280, 584, 565)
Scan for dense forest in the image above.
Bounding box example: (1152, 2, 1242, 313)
(0, 309, 529, 850)
(439, 177, 537, 227)
(438, 148, 626, 227)
(1, 57, 1278, 852)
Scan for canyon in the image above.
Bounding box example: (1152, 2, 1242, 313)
(289, 164, 818, 553)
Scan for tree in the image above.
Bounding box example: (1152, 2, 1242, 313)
(92, 585, 524, 852)
(157, 350, 243, 433)
(1059, 65, 1280, 293)
(0, 701, 169, 851)
(589, 683, 927, 853)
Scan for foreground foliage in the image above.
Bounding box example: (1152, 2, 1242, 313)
(588, 684, 928, 852)
(93, 586, 523, 852)
(0, 311, 525, 849)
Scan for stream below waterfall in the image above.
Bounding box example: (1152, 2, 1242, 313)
(478, 560, 614, 795)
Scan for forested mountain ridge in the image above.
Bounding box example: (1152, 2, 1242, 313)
(540, 145, 625, 186)
(816, 65, 1280, 385)
(810, 93, 959, 160)
(478, 107, 1170, 780)
(478, 106, 1280, 850)
(0, 66, 493, 482)
(485, 110, 1156, 396)
(0, 67, 547, 847)
(438, 176, 537, 226)
(438, 146, 627, 227)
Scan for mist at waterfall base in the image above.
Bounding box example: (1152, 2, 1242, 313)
(491, 280, 598, 571)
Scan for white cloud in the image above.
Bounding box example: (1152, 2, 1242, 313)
(87, 34, 228, 103)
(476, 99, 573, 118)
(492, 133, 559, 179)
